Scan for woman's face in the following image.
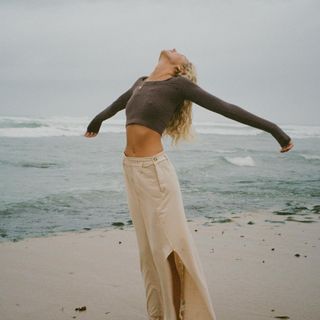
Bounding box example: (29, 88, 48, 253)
(159, 48, 189, 66)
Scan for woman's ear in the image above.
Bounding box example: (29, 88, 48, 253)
(174, 65, 182, 75)
(175, 65, 187, 75)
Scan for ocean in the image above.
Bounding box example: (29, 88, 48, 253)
(0, 115, 319, 243)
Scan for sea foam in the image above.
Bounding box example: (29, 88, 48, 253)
(0, 116, 319, 138)
(224, 156, 256, 167)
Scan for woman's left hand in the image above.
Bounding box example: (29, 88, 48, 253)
(280, 140, 294, 153)
(84, 131, 98, 138)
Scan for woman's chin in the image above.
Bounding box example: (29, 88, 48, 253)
(159, 49, 168, 60)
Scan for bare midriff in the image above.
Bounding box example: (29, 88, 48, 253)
(124, 124, 164, 157)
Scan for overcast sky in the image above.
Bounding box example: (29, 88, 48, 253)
(0, 0, 319, 126)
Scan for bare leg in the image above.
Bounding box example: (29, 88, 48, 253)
(167, 251, 181, 319)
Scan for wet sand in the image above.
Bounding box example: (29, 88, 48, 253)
(0, 210, 319, 320)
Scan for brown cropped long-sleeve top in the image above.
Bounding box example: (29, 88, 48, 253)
(86, 75, 291, 147)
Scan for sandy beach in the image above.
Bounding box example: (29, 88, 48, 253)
(0, 210, 319, 320)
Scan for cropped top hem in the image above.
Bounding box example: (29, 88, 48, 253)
(126, 120, 163, 136)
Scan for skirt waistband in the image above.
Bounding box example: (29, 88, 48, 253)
(122, 150, 168, 166)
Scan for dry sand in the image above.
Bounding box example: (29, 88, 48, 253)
(0, 210, 319, 320)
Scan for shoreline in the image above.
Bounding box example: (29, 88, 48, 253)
(2, 204, 319, 244)
(0, 210, 319, 319)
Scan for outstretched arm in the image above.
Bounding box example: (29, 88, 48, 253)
(177, 76, 292, 149)
(86, 76, 143, 134)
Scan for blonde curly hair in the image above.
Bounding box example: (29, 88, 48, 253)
(162, 60, 198, 146)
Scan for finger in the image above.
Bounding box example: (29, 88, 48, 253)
(280, 143, 294, 153)
(84, 131, 97, 138)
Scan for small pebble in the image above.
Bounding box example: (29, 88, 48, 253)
(75, 306, 86, 311)
(112, 222, 125, 227)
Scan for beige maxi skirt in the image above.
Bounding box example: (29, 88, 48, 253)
(122, 150, 217, 320)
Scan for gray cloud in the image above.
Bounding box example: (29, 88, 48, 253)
(0, 0, 319, 125)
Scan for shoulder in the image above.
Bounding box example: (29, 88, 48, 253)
(173, 75, 197, 86)
(171, 75, 199, 92)
(129, 75, 146, 89)
(134, 75, 147, 84)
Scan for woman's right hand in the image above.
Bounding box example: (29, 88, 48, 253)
(84, 131, 98, 138)
(280, 139, 294, 153)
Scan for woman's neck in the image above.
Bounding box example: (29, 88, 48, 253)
(147, 62, 176, 81)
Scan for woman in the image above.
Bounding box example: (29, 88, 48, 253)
(84, 48, 294, 320)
